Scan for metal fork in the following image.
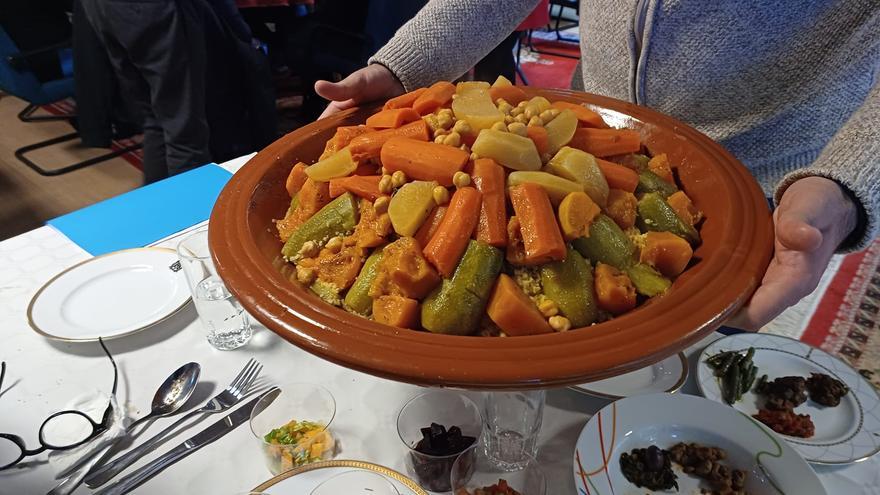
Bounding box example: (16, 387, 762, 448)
(83, 359, 262, 488)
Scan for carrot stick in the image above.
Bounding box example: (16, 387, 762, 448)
(489, 85, 528, 105)
(379, 137, 469, 186)
(596, 158, 639, 193)
(508, 183, 566, 264)
(486, 274, 553, 336)
(414, 205, 447, 247)
(328, 175, 383, 201)
(320, 125, 374, 159)
(366, 108, 421, 129)
(567, 128, 642, 157)
(412, 81, 456, 115)
(349, 120, 430, 162)
(471, 158, 507, 247)
(550, 101, 608, 128)
(383, 87, 428, 110)
(285, 162, 308, 197)
(525, 125, 549, 156)
(423, 187, 482, 277)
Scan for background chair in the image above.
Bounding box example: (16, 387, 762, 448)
(0, 26, 140, 176)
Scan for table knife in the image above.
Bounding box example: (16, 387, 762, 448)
(94, 387, 279, 495)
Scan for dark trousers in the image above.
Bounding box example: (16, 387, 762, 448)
(80, 0, 211, 183)
(473, 31, 519, 83)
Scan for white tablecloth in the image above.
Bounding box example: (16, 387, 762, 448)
(1, 155, 877, 495)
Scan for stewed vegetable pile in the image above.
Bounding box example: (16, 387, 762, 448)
(276, 77, 703, 336)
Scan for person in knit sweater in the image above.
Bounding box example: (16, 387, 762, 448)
(314, 1, 879, 331)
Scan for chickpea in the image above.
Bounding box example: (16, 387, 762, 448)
(504, 115, 515, 124)
(453, 119, 472, 135)
(524, 106, 538, 120)
(539, 109, 556, 122)
(498, 102, 513, 115)
(325, 236, 343, 253)
(434, 128, 450, 138)
(514, 113, 529, 124)
(510, 106, 524, 117)
(516, 100, 528, 108)
(490, 121, 508, 132)
(373, 195, 390, 214)
(378, 175, 393, 194)
(452, 171, 471, 188)
(432, 185, 450, 205)
(537, 297, 559, 318)
(443, 131, 461, 147)
(295, 265, 316, 284)
(380, 166, 390, 176)
(507, 122, 528, 137)
(297, 240, 318, 259)
(391, 170, 407, 188)
(470, 152, 480, 161)
(434, 135, 446, 144)
(549, 315, 571, 332)
(495, 98, 509, 107)
(528, 116, 544, 127)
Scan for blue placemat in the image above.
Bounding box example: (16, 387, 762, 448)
(49, 164, 232, 256)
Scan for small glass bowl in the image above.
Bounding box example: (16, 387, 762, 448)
(397, 390, 483, 493)
(249, 384, 336, 475)
(450, 443, 546, 495)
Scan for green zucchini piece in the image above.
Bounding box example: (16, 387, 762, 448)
(343, 247, 384, 316)
(626, 262, 671, 297)
(637, 192, 700, 244)
(572, 214, 636, 270)
(281, 192, 359, 259)
(636, 170, 678, 198)
(540, 247, 597, 327)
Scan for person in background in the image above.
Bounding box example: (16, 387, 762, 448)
(315, 1, 879, 332)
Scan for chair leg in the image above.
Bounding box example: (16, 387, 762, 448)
(15, 132, 142, 177)
(515, 33, 530, 86)
(552, 3, 579, 44)
(18, 103, 76, 122)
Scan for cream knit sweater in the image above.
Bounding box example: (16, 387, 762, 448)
(370, 0, 880, 251)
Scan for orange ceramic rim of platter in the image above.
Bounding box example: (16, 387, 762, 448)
(209, 88, 773, 389)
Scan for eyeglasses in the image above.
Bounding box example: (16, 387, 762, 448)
(0, 338, 118, 470)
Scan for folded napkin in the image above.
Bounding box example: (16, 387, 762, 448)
(48, 164, 232, 256)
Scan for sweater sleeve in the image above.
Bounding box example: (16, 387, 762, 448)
(774, 78, 880, 252)
(368, 0, 541, 91)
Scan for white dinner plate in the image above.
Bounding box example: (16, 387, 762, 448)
(697, 333, 880, 465)
(27, 248, 190, 342)
(251, 460, 427, 495)
(573, 393, 824, 495)
(571, 352, 688, 399)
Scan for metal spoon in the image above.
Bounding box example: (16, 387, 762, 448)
(48, 363, 201, 495)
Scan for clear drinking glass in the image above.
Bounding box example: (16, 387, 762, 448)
(450, 442, 546, 495)
(177, 227, 252, 350)
(397, 391, 483, 494)
(482, 390, 545, 470)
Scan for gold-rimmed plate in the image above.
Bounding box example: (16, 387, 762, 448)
(570, 352, 688, 399)
(27, 248, 190, 342)
(251, 460, 427, 495)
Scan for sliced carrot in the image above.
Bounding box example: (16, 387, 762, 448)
(414, 205, 447, 247)
(328, 175, 383, 201)
(423, 187, 482, 277)
(285, 162, 309, 197)
(413, 81, 456, 115)
(640, 231, 693, 277)
(379, 137, 469, 186)
(383, 87, 428, 110)
(605, 189, 638, 230)
(525, 125, 549, 156)
(486, 274, 553, 336)
(488, 85, 528, 105)
(366, 108, 421, 129)
(567, 128, 641, 157)
(594, 263, 637, 315)
(472, 158, 507, 247)
(596, 158, 639, 193)
(666, 190, 702, 226)
(348, 120, 430, 162)
(373, 295, 420, 328)
(508, 183, 566, 265)
(550, 101, 608, 128)
(648, 153, 675, 184)
(320, 125, 373, 159)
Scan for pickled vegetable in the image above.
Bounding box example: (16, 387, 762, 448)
(388, 180, 439, 237)
(540, 248, 597, 327)
(343, 248, 384, 316)
(545, 146, 609, 206)
(626, 262, 672, 297)
(507, 171, 582, 205)
(421, 240, 503, 335)
(282, 192, 359, 260)
(305, 147, 357, 182)
(636, 170, 678, 198)
(472, 129, 542, 171)
(637, 192, 700, 245)
(452, 84, 504, 131)
(543, 109, 578, 155)
(572, 214, 636, 269)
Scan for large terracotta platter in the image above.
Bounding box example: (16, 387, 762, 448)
(209, 88, 773, 389)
